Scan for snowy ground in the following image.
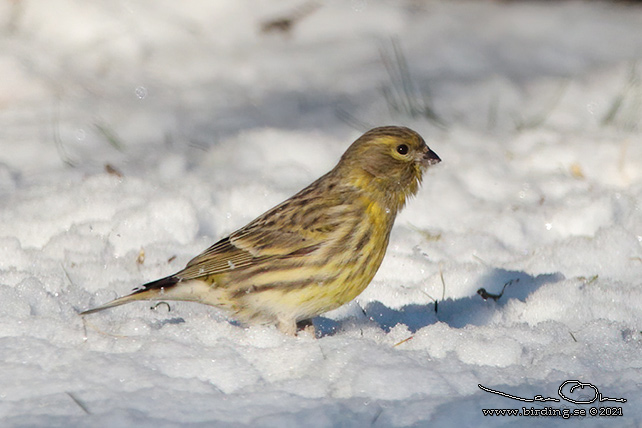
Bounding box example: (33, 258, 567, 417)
(1, 0, 641, 426)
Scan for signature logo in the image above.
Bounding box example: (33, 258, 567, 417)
(479, 381, 627, 404)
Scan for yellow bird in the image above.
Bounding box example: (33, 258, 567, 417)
(82, 126, 441, 335)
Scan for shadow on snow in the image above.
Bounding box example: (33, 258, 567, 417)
(315, 269, 564, 336)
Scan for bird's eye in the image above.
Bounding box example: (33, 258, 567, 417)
(396, 144, 409, 155)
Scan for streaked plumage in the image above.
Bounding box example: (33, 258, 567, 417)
(81, 126, 441, 335)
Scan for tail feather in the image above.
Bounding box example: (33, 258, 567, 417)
(80, 276, 180, 315)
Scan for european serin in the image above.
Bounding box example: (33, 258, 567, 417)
(82, 126, 441, 335)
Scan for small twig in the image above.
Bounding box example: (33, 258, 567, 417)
(477, 279, 517, 302)
(52, 99, 77, 167)
(379, 38, 446, 128)
(335, 108, 372, 131)
(396, 266, 446, 347)
(438, 265, 446, 302)
(66, 392, 91, 415)
(472, 254, 489, 266)
(601, 62, 639, 128)
(82, 320, 88, 342)
(418, 265, 445, 313)
(393, 336, 414, 347)
(260, 1, 320, 35)
(94, 122, 125, 151)
(577, 275, 599, 285)
(370, 407, 384, 426)
(105, 164, 123, 178)
(61, 264, 75, 287)
(81, 316, 132, 339)
(477, 288, 499, 301)
(151, 302, 171, 312)
(409, 224, 442, 242)
(359, 303, 368, 320)
(419, 289, 437, 305)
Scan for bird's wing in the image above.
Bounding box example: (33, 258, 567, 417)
(176, 236, 259, 280)
(175, 186, 356, 282)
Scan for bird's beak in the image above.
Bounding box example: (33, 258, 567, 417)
(423, 147, 441, 166)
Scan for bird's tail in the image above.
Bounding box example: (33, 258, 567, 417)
(80, 276, 180, 315)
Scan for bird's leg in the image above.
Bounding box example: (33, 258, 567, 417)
(277, 316, 297, 336)
(296, 319, 316, 337)
(276, 317, 315, 336)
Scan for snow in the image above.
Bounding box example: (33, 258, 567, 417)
(1, 0, 641, 426)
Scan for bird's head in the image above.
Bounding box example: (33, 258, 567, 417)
(337, 126, 441, 212)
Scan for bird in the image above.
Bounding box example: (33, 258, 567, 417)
(81, 126, 441, 335)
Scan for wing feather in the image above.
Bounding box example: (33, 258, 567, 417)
(175, 180, 358, 282)
(177, 237, 260, 280)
